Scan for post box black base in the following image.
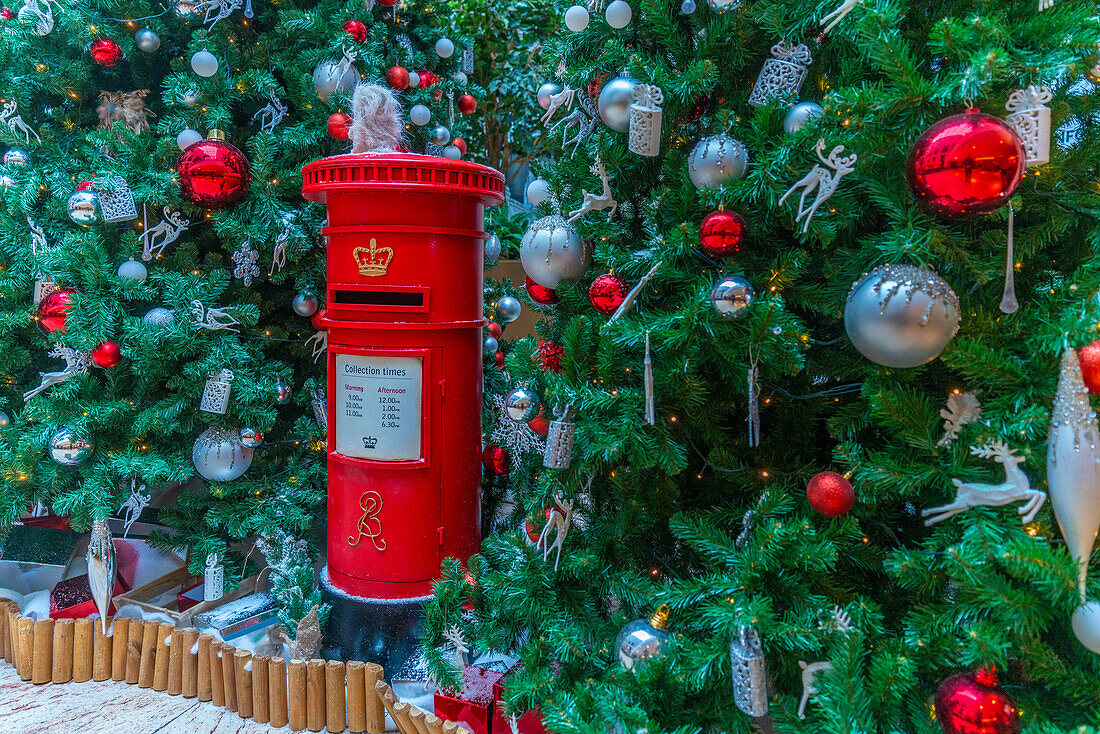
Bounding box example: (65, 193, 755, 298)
(319, 566, 428, 676)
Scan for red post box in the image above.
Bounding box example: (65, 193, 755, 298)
(302, 153, 503, 665)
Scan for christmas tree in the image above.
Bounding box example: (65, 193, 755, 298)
(424, 0, 1100, 729)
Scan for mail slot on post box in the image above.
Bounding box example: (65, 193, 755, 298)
(302, 151, 504, 666)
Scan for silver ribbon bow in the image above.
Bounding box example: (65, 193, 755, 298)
(770, 43, 812, 66)
(1006, 84, 1053, 113)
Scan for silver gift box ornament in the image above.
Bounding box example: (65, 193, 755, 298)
(748, 43, 812, 107)
(730, 626, 768, 717)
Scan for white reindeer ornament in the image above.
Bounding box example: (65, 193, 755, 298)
(567, 156, 617, 223)
(922, 441, 1046, 526)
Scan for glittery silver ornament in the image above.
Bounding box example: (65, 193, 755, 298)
(3, 149, 29, 166)
(730, 627, 769, 717)
(192, 427, 253, 482)
(238, 426, 262, 448)
(292, 293, 319, 317)
(520, 215, 589, 289)
(142, 307, 175, 326)
(48, 428, 94, 466)
(67, 190, 100, 226)
(117, 258, 148, 282)
(615, 606, 671, 670)
(710, 276, 754, 319)
(504, 386, 540, 422)
(597, 76, 637, 132)
(537, 82, 563, 110)
(0, 410, 10, 428)
(843, 264, 960, 368)
(784, 101, 824, 135)
(431, 125, 450, 145)
(484, 336, 499, 354)
(181, 89, 201, 108)
(313, 60, 358, 102)
(484, 233, 502, 266)
(496, 296, 522, 323)
(275, 378, 292, 405)
(688, 134, 748, 190)
(134, 27, 161, 52)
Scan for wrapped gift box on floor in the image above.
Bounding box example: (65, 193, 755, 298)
(192, 591, 278, 641)
(0, 525, 82, 594)
(435, 665, 507, 734)
(492, 664, 547, 734)
(49, 573, 127, 619)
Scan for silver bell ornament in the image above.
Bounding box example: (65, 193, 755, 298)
(688, 134, 748, 190)
(192, 427, 253, 482)
(496, 296, 522, 324)
(134, 27, 161, 52)
(431, 126, 451, 146)
(484, 233, 502, 266)
(504, 386, 540, 422)
(275, 378, 293, 405)
(844, 264, 960, 368)
(537, 82, 563, 110)
(0, 410, 9, 428)
(710, 276, 754, 319)
(520, 215, 590, 289)
(3, 149, 29, 166)
(117, 258, 148, 282)
(67, 190, 100, 226)
(313, 60, 358, 102)
(615, 605, 671, 670)
(597, 76, 638, 132)
(142, 307, 175, 326)
(48, 428, 94, 466)
(784, 101, 823, 134)
(292, 293, 319, 317)
(238, 426, 263, 448)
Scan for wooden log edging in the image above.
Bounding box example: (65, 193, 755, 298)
(0, 597, 464, 733)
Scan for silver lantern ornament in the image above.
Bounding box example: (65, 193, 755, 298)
(313, 60, 358, 102)
(784, 101, 824, 135)
(543, 404, 576, 469)
(504, 386, 540, 422)
(67, 190, 100, 226)
(688, 134, 748, 190)
(143, 307, 175, 326)
(238, 426, 263, 448)
(292, 293, 319, 317)
(597, 76, 638, 132)
(710, 276, 754, 319)
(275, 377, 293, 405)
(844, 264, 960, 368)
(520, 215, 590, 289)
(3, 149, 29, 166)
(48, 428, 95, 466)
(730, 626, 769, 717)
(117, 258, 148, 282)
(484, 233, 502, 266)
(192, 426, 253, 482)
(537, 82, 563, 110)
(496, 296, 522, 324)
(134, 27, 161, 52)
(615, 605, 671, 670)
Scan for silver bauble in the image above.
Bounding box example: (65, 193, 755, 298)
(48, 428, 94, 466)
(496, 296, 522, 324)
(704, 0, 741, 11)
(0, 174, 14, 188)
(275, 378, 292, 405)
(680, 0, 696, 12)
(181, 89, 201, 108)
(526, 178, 551, 206)
(431, 125, 451, 145)
(688, 134, 748, 190)
(3, 149, 29, 166)
(410, 104, 432, 126)
(67, 191, 100, 226)
(192, 427, 253, 482)
(435, 38, 455, 58)
(783, 101, 824, 135)
(134, 27, 161, 52)
(0, 410, 10, 428)
(615, 607, 671, 670)
(238, 426, 263, 448)
(597, 76, 637, 132)
(443, 145, 462, 160)
(504, 387, 540, 423)
(407, 71, 421, 88)
(1072, 601, 1100, 654)
(484, 233, 502, 266)
(177, 128, 203, 150)
(117, 258, 148, 282)
(605, 0, 632, 28)
(520, 215, 589, 288)
(843, 264, 960, 368)
(710, 276, 754, 319)
(142, 307, 175, 326)
(190, 50, 219, 77)
(451, 71, 468, 85)
(483, 336, 499, 354)
(537, 82, 563, 110)
(564, 4, 590, 31)
(292, 293, 319, 317)
(313, 60, 358, 102)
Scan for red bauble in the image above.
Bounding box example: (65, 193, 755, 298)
(935, 669, 1020, 734)
(453, 137, 467, 156)
(342, 19, 367, 42)
(589, 273, 628, 315)
(679, 94, 712, 124)
(76, 180, 94, 191)
(386, 65, 410, 91)
(376, 0, 397, 6)
(494, 350, 505, 370)
(538, 341, 563, 372)
(457, 94, 477, 114)
(1079, 340, 1100, 394)
(525, 277, 559, 305)
(806, 471, 855, 517)
(907, 109, 1024, 218)
(37, 288, 76, 334)
(90, 341, 121, 368)
(1, 8, 14, 20)
(90, 39, 123, 67)
(177, 137, 250, 209)
(588, 74, 608, 101)
(699, 210, 746, 257)
(482, 445, 510, 475)
(528, 409, 550, 436)
(418, 70, 439, 88)
(327, 112, 351, 140)
(486, 321, 502, 339)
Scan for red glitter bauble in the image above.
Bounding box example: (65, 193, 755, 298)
(453, 137, 467, 155)
(457, 94, 477, 114)
(327, 112, 351, 140)
(525, 277, 559, 305)
(935, 669, 1020, 734)
(386, 65, 410, 90)
(342, 19, 367, 42)
(38, 288, 77, 334)
(177, 137, 250, 209)
(90, 341, 121, 368)
(806, 471, 855, 517)
(494, 350, 505, 370)
(588, 74, 608, 100)
(699, 210, 746, 257)
(418, 70, 439, 88)
(1079, 340, 1100, 394)
(90, 39, 123, 67)
(538, 341, 563, 372)
(907, 109, 1024, 218)
(487, 321, 502, 339)
(589, 273, 628, 315)
(482, 445, 510, 476)
(528, 408, 550, 436)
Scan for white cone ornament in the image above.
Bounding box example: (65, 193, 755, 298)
(1048, 346, 1100, 603)
(520, 215, 589, 288)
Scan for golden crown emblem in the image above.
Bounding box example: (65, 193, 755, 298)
(352, 238, 393, 277)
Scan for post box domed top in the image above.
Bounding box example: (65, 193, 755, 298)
(302, 152, 505, 205)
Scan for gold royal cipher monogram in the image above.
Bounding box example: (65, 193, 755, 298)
(353, 238, 394, 277)
(348, 490, 387, 551)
